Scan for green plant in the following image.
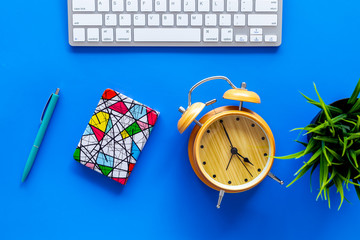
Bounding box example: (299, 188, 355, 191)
(277, 79, 360, 210)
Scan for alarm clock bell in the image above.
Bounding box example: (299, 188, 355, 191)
(178, 76, 283, 209)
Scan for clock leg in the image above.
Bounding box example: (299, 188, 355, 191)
(267, 172, 284, 185)
(216, 190, 225, 209)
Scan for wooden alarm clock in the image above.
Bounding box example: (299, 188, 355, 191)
(178, 76, 283, 208)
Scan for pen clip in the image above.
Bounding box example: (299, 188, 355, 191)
(40, 94, 53, 124)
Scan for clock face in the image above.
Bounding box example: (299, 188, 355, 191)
(196, 114, 272, 190)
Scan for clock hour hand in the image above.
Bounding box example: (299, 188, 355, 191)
(226, 154, 234, 171)
(220, 121, 233, 148)
(237, 153, 254, 166)
(236, 154, 253, 177)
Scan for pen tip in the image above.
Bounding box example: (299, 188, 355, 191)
(55, 88, 60, 94)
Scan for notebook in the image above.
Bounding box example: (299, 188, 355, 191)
(74, 89, 159, 184)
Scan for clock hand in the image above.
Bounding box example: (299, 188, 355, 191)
(220, 121, 233, 148)
(235, 154, 253, 177)
(226, 154, 234, 171)
(237, 153, 254, 166)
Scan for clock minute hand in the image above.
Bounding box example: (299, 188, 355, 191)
(237, 153, 254, 166)
(220, 121, 233, 148)
(236, 154, 253, 177)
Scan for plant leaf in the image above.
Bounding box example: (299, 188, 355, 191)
(303, 138, 319, 156)
(321, 142, 332, 166)
(309, 162, 319, 192)
(346, 133, 360, 141)
(300, 92, 343, 114)
(348, 79, 360, 105)
(337, 173, 360, 187)
(305, 121, 329, 135)
(287, 163, 313, 188)
(313, 83, 335, 135)
(313, 136, 338, 144)
(356, 115, 360, 131)
(321, 155, 329, 195)
(317, 155, 328, 200)
(274, 150, 305, 160)
(295, 148, 322, 175)
(353, 179, 360, 200)
(346, 151, 360, 174)
(349, 98, 360, 113)
(342, 138, 348, 157)
(333, 176, 344, 210)
(325, 146, 341, 161)
(327, 187, 331, 209)
(295, 140, 307, 147)
(350, 149, 359, 168)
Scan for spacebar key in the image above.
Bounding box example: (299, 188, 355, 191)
(134, 28, 201, 42)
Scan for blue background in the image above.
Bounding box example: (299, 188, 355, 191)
(1, 0, 360, 239)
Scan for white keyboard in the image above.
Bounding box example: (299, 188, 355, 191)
(67, 0, 282, 46)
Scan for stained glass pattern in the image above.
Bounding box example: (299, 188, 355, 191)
(74, 89, 159, 185)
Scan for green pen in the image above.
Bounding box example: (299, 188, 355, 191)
(22, 88, 60, 182)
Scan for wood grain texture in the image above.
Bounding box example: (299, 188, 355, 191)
(198, 115, 269, 186)
(188, 106, 275, 193)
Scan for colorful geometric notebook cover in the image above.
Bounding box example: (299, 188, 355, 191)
(74, 89, 159, 185)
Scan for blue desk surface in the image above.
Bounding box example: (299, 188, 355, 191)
(1, 0, 360, 239)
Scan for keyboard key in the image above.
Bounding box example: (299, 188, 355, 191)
(265, 35, 277, 42)
(176, 14, 189, 26)
(105, 14, 117, 25)
(250, 28, 262, 34)
(198, 0, 210, 12)
(205, 14, 217, 26)
(191, 14, 202, 26)
(155, 0, 167, 12)
(212, 0, 224, 12)
(134, 28, 201, 42)
(255, 0, 278, 12)
(234, 14, 245, 26)
(134, 14, 146, 26)
(170, 0, 181, 12)
(141, 0, 152, 11)
(203, 28, 218, 42)
(184, 0, 195, 12)
(112, 0, 124, 11)
(148, 14, 160, 26)
(241, 0, 253, 12)
(221, 28, 233, 42)
(219, 14, 231, 26)
(250, 35, 262, 42)
(73, 28, 85, 41)
(87, 28, 99, 41)
(116, 28, 131, 41)
(102, 28, 114, 41)
(248, 14, 277, 26)
(226, 0, 238, 12)
(73, 0, 95, 11)
(73, 14, 102, 26)
(162, 14, 174, 26)
(119, 14, 131, 25)
(235, 35, 248, 42)
(98, 0, 110, 11)
(126, 0, 138, 11)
